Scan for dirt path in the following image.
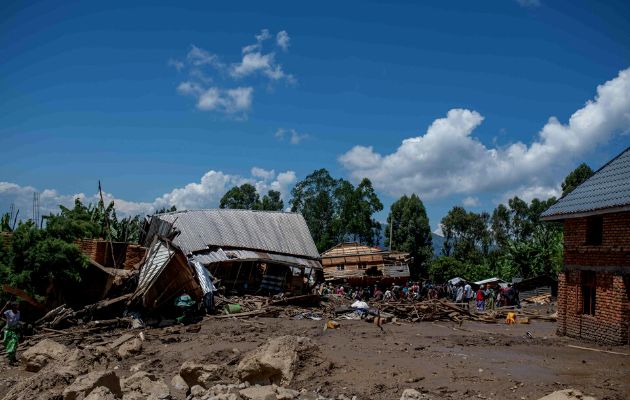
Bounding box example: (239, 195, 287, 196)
(1, 317, 628, 399)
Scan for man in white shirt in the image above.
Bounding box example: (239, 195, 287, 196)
(464, 283, 473, 310)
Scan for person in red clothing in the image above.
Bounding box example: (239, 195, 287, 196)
(476, 285, 486, 311)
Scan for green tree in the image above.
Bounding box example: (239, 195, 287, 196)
(154, 205, 177, 214)
(385, 194, 433, 277)
(220, 184, 260, 210)
(290, 169, 339, 252)
(428, 256, 492, 283)
(259, 190, 284, 211)
(561, 163, 594, 196)
(336, 178, 383, 246)
(441, 207, 491, 264)
(1, 220, 88, 304)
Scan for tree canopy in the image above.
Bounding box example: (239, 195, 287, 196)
(384, 194, 433, 277)
(290, 169, 383, 251)
(220, 184, 284, 211)
(561, 163, 594, 196)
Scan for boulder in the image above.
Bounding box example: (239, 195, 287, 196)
(117, 338, 143, 359)
(21, 339, 68, 372)
(170, 374, 189, 391)
(276, 387, 300, 400)
(400, 388, 432, 400)
(179, 361, 224, 388)
(85, 386, 116, 400)
(236, 336, 314, 385)
(537, 389, 596, 400)
(121, 371, 170, 399)
(63, 370, 122, 400)
(239, 385, 277, 400)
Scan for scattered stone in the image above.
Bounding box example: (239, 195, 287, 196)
(400, 388, 432, 400)
(537, 389, 596, 400)
(179, 361, 224, 388)
(190, 384, 206, 397)
(171, 374, 189, 391)
(239, 384, 277, 400)
(85, 386, 116, 400)
(117, 338, 143, 359)
(237, 336, 315, 385)
(121, 371, 170, 399)
(21, 339, 68, 372)
(63, 370, 122, 400)
(276, 387, 300, 400)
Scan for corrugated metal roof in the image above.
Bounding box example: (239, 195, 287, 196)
(133, 239, 175, 300)
(144, 209, 320, 259)
(541, 147, 630, 219)
(190, 248, 322, 270)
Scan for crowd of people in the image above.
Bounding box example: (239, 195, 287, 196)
(317, 280, 521, 311)
(317, 281, 449, 302)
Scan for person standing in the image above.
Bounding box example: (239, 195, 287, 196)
(455, 283, 464, 306)
(3, 302, 21, 365)
(464, 282, 473, 310)
(476, 285, 486, 311)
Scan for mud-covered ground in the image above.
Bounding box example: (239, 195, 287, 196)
(1, 314, 628, 400)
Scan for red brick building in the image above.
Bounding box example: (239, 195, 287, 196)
(541, 147, 630, 345)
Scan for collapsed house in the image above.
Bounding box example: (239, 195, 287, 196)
(541, 146, 630, 345)
(321, 242, 411, 282)
(133, 209, 323, 313)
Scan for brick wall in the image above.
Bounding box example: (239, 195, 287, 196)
(563, 212, 630, 267)
(557, 211, 630, 344)
(75, 239, 146, 270)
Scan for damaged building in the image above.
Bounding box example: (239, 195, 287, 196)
(133, 209, 323, 313)
(321, 242, 411, 282)
(541, 146, 630, 345)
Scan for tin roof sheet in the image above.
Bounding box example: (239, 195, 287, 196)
(541, 147, 630, 219)
(145, 209, 320, 259)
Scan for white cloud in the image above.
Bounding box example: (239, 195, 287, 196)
(340, 67, 630, 201)
(275, 128, 309, 144)
(187, 45, 223, 68)
(255, 29, 272, 43)
(1, 169, 298, 220)
(172, 31, 293, 116)
(462, 196, 480, 207)
(276, 31, 290, 51)
(516, 0, 541, 7)
(168, 58, 185, 71)
(251, 167, 276, 180)
(196, 86, 253, 115)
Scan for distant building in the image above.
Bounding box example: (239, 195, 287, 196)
(541, 147, 630, 344)
(320, 242, 410, 281)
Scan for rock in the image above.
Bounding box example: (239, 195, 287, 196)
(171, 374, 189, 391)
(239, 385, 277, 400)
(237, 336, 315, 385)
(85, 386, 116, 400)
(117, 338, 143, 359)
(121, 371, 170, 399)
(400, 388, 432, 400)
(276, 387, 300, 399)
(21, 339, 68, 372)
(63, 370, 122, 400)
(179, 361, 224, 388)
(190, 385, 206, 397)
(537, 389, 596, 400)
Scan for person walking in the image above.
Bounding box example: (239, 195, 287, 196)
(476, 285, 486, 311)
(3, 302, 21, 365)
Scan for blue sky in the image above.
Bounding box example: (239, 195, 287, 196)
(2, 0, 630, 233)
